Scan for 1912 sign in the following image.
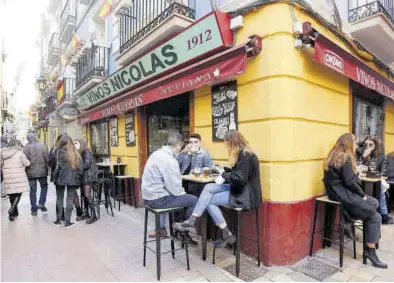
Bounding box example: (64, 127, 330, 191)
(110, 117, 118, 147)
(211, 81, 238, 141)
(125, 112, 136, 146)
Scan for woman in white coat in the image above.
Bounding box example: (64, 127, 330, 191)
(1, 139, 31, 221)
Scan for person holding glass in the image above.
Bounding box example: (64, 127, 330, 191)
(324, 134, 387, 269)
(356, 136, 393, 225)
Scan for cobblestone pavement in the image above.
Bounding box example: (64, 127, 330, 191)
(2, 182, 394, 282)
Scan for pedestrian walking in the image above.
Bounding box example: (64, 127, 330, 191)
(1, 134, 9, 199)
(23, 133, 49, 216)
(74, 139, 97, 224)
(1, 139, 30, 221)
(52, 135, 82, 228)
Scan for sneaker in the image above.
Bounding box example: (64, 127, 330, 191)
(52, 220, 62, 227)
(38, 205, 48, 212)
(213, 234, 236, 249)
(382, 215, 394, 225)
(149, 228, 168, 238)
(64, 222, 76, 229)
(31, 209, 38, 216)
(1, 194, 8, 200)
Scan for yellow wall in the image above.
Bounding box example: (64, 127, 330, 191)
(386, 100, 394, 153)
(109, 114, 140, 177)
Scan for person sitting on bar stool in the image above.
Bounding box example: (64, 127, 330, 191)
(324, 133, 387, 269)
(174, 130, 262, 248)
(356, 135, 394, 225)
(142, 133, 198, 241)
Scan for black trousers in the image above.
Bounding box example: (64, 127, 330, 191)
(56, 186, 78, 222)
(8, 193, 22, 215)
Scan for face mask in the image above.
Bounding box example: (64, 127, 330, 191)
(74, 142, 81, 150)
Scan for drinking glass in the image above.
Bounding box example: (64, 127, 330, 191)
(193, 168, 202, 178)
(369, 161, 377, 172)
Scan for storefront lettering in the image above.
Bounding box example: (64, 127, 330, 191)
(76, 12, 232, 110)
(159, 72, 212, 95)
(101, 95, 143, 118)
(356, 68, 394, 99)
(324, 50, 344, 73)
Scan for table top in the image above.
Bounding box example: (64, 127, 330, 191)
(360, 176, 387, 182)
(96, 163, 127, 167)
(182, 175, 216, 183)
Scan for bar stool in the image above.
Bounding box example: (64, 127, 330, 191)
(212, 206, 261, 278)
(114, 175, 136, 211)
(309, 195, 365, 268)
(143, 206, 190, 281)
(92, 170, 114, 218)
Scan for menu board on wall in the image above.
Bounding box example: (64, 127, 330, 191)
(125, 112, 136, 146)
(211, 81, 238, 141)
(110, 117, 119, 147)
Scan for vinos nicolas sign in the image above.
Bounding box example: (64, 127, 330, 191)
(76, 11, 233, 110)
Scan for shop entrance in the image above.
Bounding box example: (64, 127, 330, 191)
(146, 93, 190, 155)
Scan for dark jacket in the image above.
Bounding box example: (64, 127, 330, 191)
(383, 153, 394, 180)
(356, 146, 385, 171)
(49, 147, 59, 182)
(81, 149, 94, 184)
(23, 134, 49, 178)
(323, 158, 376, 220)
(53, 148, 82, 187)
(221, 150, 262, 210)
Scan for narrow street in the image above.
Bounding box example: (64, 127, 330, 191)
(2, 182, 394, 282)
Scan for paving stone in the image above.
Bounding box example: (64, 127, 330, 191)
(326, 269, 351, 282)
(270, 273, 295, 282)
(289, 271, 319, 282)
(253, 276, 273, 282)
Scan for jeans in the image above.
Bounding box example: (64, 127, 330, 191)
(193, 183, 230, 226)
(144, 194, 198, 229)
(380, 184, 388, 215)
(56, 186, 78, 222)
(364, 196, 382, 243)
(29, 177, 48, 210)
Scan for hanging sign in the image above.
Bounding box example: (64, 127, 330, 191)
(58, 107, 80, 120)
(110, 117, 118, 146)
(125, 112, 136, 146)
(211, 81, 238, 141)
(75, 11, 233, 110)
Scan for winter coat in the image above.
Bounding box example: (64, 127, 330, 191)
(53, 148, 82, 187)
(323, 158, 376, 220)
(23, 134, 49, 178)
(383, 153, 394, 181)
(81, 149, 94, 184)
(49, 147, 59, 182)
(1, 146, 30, 194)
(221, 150, 262, 210)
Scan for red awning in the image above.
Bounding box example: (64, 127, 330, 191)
(78, 44, 248, 125)
(313, 34, 394, 100)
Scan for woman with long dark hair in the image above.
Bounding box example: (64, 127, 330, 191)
(176, 130, 262, 248)
(73, 139, 97, 224)
(52, 135, 82, 228)
(324, 133, 387, 268)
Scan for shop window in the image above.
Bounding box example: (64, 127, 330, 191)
(91, 121, 109, 156)
(352, 81, 385, 143)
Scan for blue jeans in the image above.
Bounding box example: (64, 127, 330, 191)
(193, 183, 230, 226)
(380, 184, 388, 215)
(29, 177, 48, 211)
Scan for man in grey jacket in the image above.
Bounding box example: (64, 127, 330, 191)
(142, 133, 198, 238)
(23, 133, 50, 215)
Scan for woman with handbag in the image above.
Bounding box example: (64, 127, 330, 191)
(175, 130, 262, 248)
(73, 139, 97, 224)
(1, 139, 30, 221)
(52, 135, 83, 228)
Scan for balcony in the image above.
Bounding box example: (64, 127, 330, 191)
(116, 0, 195, 67)
(60, 0, 76, 43)
(348, 0, 394, 64)
(73, 45, 110, 96)
(45, 97, 57, 116)
(47, 33, 60, 66)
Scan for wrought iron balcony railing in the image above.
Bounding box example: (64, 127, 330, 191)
(119, 0, 196, 54)
(45, 97, 57, 115)
(48, 33, 60, 58)
(60, 0, 76, 36)
(75, 45, 110, 89)
(349, 0, 394, 24)
(64, 77, 76, 100)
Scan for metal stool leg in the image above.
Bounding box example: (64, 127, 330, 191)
(235, 210, 241, 278)
(155, 213, 161, 281)
(212, 228, 218, 265)
(169, 213, 175, 259)
(339, 210, 345, 268)
(309, 199, 319, 256)
(143, 208, 148, 266)
(363, 222, 367, 264)
(185, 235, 190, 271)
(352, 223, 357, 259)
(255, 208, 261, 266)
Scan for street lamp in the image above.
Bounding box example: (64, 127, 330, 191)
(37, 76, 46, 93)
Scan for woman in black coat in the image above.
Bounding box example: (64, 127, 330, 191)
(176, 130, 262, 248)
(74, 139, 97, 224)
(323, 133, 387, 269)
(53, 135, 83, 228)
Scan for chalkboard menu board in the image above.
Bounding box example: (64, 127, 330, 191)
(125, 112, 136, 146)
(110, 117, 119, 147)
(211, 81, 238, 141)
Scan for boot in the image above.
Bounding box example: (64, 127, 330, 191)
(8, 194, 21, 221)
(364, 247, 388, 269)
(75, 204, 83, 221)
(214, 227, 236, 248)
(61, 207, 65, 221)
(86, 197, 97, 225)
(80, 206, 90, 221)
